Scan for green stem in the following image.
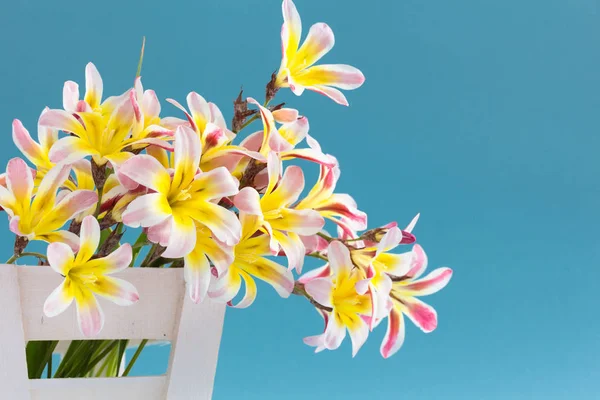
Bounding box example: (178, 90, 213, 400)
(139, 244, 158, 268)
(307, 252, 328, 262)
(136, 36, 146, 78)
(6, 252, 48, 264)
(316, 232, 333, 242)
(122, 339, 148, 377)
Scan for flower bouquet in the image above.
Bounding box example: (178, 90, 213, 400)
(0, 0, 452, 397)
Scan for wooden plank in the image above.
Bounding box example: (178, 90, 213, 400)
(29, 376, 166, 400)
(164, 294, 226, 399)
(0, 265, 31, 400)
(17, 267, 186, 341)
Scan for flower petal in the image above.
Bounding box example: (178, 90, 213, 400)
(307, 85, 349, 106)
(6, 157, 34, 211)
(142, 89, 161, 118)
(281, 0, 302, 63)
(380, 305, 406, 358)
(122, 193, 172, 228)
(63, 81, 80, 112)
(269, 208, 324, 236)
(38, 109, 87, 138)
(184, 249, 212, 303)
(12, 120, 48, 168)
(237, 257, 294, 298)
(324, 313, 346, 351)
(186, 202, 241, 246)
(396, 267, 453, 296)
(208, 268, 242, 303)
(39, 190, 98, 234)
(91, 276, 139, 306)
(162, 214, 197, 258)
(272, 230, 305, 273)
(348, 317, 369, 357)
(234, 187, 262, 215)
(399, 297, 438, 333)
(294, 64, 365, 90)
(47, 242, 75, 276)
(40, 231, 80, 252)
(76, 215, 100, 264)
(147, 216, 172, 247)
(119, 154, 171, 194)
(186, 92, 210, 133)
(229, 270, 258, 309)
(304, 277, 333, 308)
(327, 241, 352, 278)
(172, 125, 201, 191)
(84, 62, 103, 109)
(191, 167, 240, 201)
(406, 244, 428, 279)
(75, 288, 104, 337)
(48, 136, 96, 164)
(293, 22, 334, 69)
(43, 278, 75, 318)
(84, 243, 132, 275)
(272, 108, 299, 123)
(377, 226, 403, 255)
(262, 165, 304, 209)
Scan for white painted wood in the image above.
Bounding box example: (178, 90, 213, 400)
(0, 265, 31, 400)
(0, 265, 226, 399)
(18, 267, 185, 341)
(29, 376, 166, 400)
(165, 294, 226, 399)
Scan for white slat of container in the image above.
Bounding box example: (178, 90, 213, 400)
(29, 377, 166, 400)
(0, 265, 227, 399)
(0, 265, 30, 400)
(165, 294, 226, 399)
(18, 267, 185, 341)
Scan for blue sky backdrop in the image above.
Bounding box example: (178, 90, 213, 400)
(1, 0, 599, 399)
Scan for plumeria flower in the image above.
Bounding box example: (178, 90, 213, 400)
(208, 211, 294, 307)
(380, 244, 452, 358)
(0, 159, 97, 250)
(120, 125, 241, 258)
(11, 111, 59, 186)
(276, 0, 365, 105)
(234, 151, 324, 273)
(39, 63, 172, 169)
(303, 241, 372, 356)
(43, 215, 139, 337)
(167, 93, 264, 172)
(242, 99, 336, 167)
(129, 77, 175, 148)
(296, 163, 367, 234)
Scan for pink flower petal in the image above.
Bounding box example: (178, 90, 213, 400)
(75, 289, 104, 337)
(172, 125, 201, 190)
(12, 120, 46, 167)
(187, 202, 241, 246)
(184, 249, 212, 303)
(307, 85, 349, 106)
(281, 0, 302, 62)
(298, 264, 331, 284)
(272, 230, 305, 273)
(63, 81, 80, 112)
(186, 92, 210, 132)
(76, 215, 100, 264)
(90, 243, 133, 274)
(161, 214, 197, 258)
(92, 276, 139, 306)
(272, 108, 299, 124)
(122, 193, 172, 228)
(327, 241, 352, 278)
(146, 216, 172, 247)
(398, 267, 453, 296)
(43, 279, 74, 318)
(6, 157, 33, 208)
(48, 136, 96, 164)
(191, 166, 240, 201)
(270, 208, 325, 236)
(304, 277, 333, 308)
(296, 64, 365, 90)
(406, 244, 428, 279)
(348, 318, 369, 357)
(142, 89, 161, 118)
(47, 242, 75, 275)
(119, 154, 171, 194)
(84, 62, 103, 109)
(401, 297, 438, 333)
(234, 187, 262, 215)
(49, 190, 98, 231)
(295, 22, 335, 68)
(380, 306, 406, 358)
(228, 271, 258, 308)
(39, 109, 87, 137)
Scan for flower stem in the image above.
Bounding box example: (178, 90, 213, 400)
(5, 252, 48, 264)
(292, 282, 333, 312)
(316, 232, 333, 242)
(122, 339, 148, 377)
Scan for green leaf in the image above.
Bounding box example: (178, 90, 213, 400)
(26, 340, 58, 379)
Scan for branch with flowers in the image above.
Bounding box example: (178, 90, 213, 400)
(0, 0, 452, 379)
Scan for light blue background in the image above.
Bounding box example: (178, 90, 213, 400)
(1, 1, 599, 399)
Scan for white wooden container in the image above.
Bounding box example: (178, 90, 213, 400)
(0, 265, 226, 400)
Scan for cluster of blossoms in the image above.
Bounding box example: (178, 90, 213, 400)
(0, 0, 451, 358)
